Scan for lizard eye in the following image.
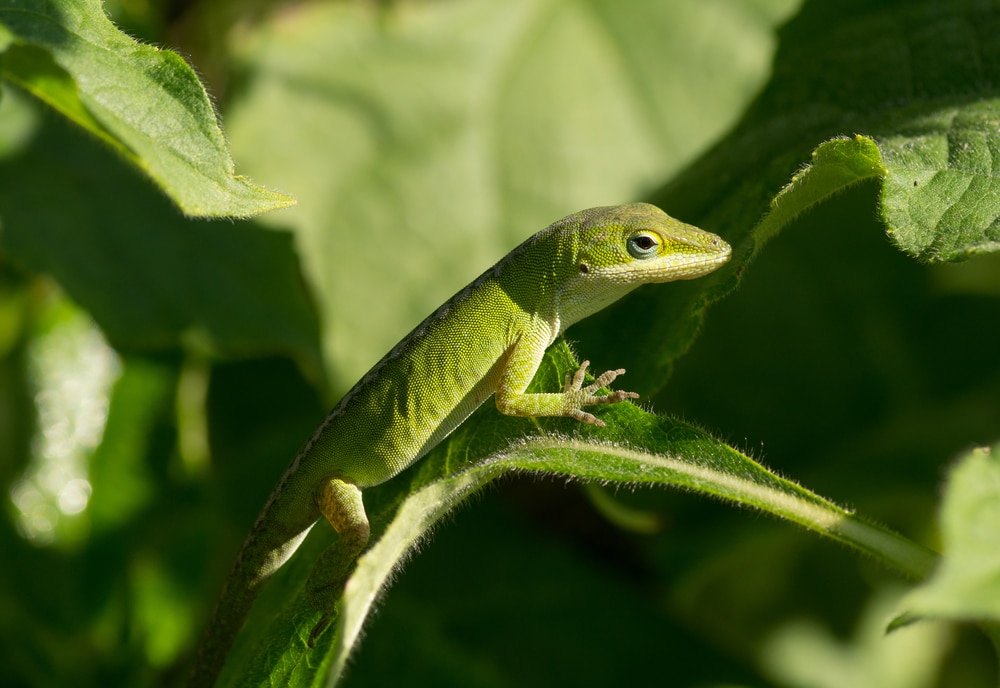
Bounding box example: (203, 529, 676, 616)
(627, 232, 660, 259)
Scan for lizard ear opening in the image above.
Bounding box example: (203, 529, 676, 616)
(579, 263, 590, 274)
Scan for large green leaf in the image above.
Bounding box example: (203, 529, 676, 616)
(223, 0, 800, 391)
(217, 348, 936, 688)
(0, 0, 292, 216)
(575, 0, 1000, 386)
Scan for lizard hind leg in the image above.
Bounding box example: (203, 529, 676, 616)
(307, 477, 371, 646)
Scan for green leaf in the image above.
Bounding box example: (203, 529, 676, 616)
(754, 135, 887, 249)
(0, 0, 293, 217)
(572, 0, 1000, 395)
(223, 0, 799, 389)
(0, 97, 323, 375)
(898, 443, 1000, 624)
(217, 347, 937, 688)
(880, 103, 1000, 261)
(762, 588, 953, 688)
(627, 0, 1000, 315)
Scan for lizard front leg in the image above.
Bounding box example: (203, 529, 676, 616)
(495, 330, 638, 428)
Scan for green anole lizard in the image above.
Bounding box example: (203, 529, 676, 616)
(189, 203, 731, 686)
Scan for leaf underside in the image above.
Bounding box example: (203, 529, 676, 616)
(0, 0, 293, 217)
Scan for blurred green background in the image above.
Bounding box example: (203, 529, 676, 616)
(2, 0, 999, 686)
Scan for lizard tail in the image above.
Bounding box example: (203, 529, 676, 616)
(187, 511, 317, 688)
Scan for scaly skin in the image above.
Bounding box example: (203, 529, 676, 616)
(189, 203, 731, 686)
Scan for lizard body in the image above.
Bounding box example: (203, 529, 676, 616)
(190, 203, 730, 686)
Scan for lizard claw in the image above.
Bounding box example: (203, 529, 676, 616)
(564, 361, 639, 426)
(564, 360, 593, 392)
(567, 408, 604, 427)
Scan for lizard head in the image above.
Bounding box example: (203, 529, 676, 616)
(571, 202, 731, 284)
(550, 203, 731, 328)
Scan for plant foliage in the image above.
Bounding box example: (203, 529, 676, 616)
(1, 1, 998, 687)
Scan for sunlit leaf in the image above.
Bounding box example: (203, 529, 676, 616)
(899, 443, 1000, 623)
(0, 0, 293, 216)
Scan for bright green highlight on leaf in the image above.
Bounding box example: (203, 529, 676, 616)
(0, 0, 293, 217)
(900, 443, 1000, 623)
(582, 483, 663, 535)
(763, 588, 953, 688)
(10, 295, 118, 546)
(879, 101, 1000, 262)
(754, 135, 887, 249)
